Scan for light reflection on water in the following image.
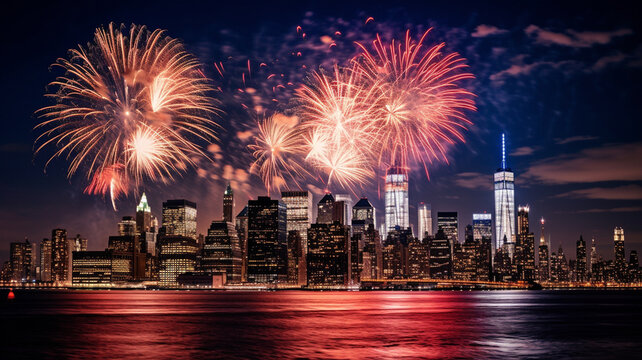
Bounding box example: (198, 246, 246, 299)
(2, 290, 641, 359)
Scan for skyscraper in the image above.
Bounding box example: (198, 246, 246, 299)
(158, 235, 199, 287)
(51, 228, 69, 285)
(40, 238, 52, 282)
(515, 205, 535, 281)
(307, 222, 351, 288)
(384, 166, 409, 238)
(162, 199, 197, 239)
(9, 238, 35, 283)
(352, 197, 375, 235)
(538, 218, 550, 283)
(235, 206, 249, 282)
(614, 227, 626, 283)
(473, 213, 493, 281)
(246, 196, 287, 283)
(223, 183, 234, 223)
(118, 216, 137, 236)
(136, 193, 153, 233)
(334, 194, 353, 226)
(576, 236, 587, 282)
(494, 133, 515, 256)
(418, 203, 432, 239)
(428, 229, 452, 279)
(437, 212, 458, 246)
(201, 221, 242, 284)
(590, 237, 598, 279)
(281, 190, 313, 253)
(316, 193, 335, 224)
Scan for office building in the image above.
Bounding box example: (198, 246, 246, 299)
(223, 183, 234, 223)
(307, 222, 351, 287)
(158, 235, 199, 287)
(334, 194, 353, 226)
(201, 221, 242, 284)
(281, 190, 313, 253)
(614, 227, 626, 282)
(9, 238, 35, 283)
(418, 203, 432, 239)
(576, 236, 587, 282)
(428, 229, 452, 279)
(494, 133, 515, 256)
(287, 230, 307, 286)
(162, 199, 197, 239)
(316, 193, 335, 224)
(51, 228, 69, 285)
(118, 216, 137, 236)
(247, 196, 287, 283)
(515, 206, 535, 281)
(437, 212, 458, 247)
(40, 238, 52, 282)
(538, 218, 549, 283)
(235, 206, 249, 282)
(384, 166, 409, 238)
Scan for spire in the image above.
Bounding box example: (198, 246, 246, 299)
(136, 192, 151, 213)
(501, 133, 507, 170)
(224, 182, 233, 196)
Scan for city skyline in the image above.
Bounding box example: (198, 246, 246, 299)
(1, 0, 641, 264)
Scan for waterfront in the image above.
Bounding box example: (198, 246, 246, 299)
(2, 290, 641, 359)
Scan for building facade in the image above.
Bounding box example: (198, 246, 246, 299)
(247, 197, 287, 283)
(384, 166, 409, 238)
(494, 133, 516, 256)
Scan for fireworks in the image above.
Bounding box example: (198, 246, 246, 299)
(35, 23, 219, 208)
(248, 114, 309, 195)
(353, 29, 476, 171)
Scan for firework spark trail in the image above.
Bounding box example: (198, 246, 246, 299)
(35, 23, 219, 208)
(353, 29, 476, 172)
(295, 65, 376, 190)
(248, 114, 310, 195)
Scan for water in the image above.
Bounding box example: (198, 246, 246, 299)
(2, 290, 641, 359)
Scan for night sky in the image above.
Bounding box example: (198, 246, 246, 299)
(1, 0, 641, 263)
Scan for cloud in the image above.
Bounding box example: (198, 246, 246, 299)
(236, 130, 254, 141)
(522, 142, 642, 184)
(490, 60, 575, 81)
(577, 206, 642, 214)
(525, 25, 632, 48)
(555, 185, 642, 200)
(453, 172, 492, 190)
(471, 25, 509, 38)
(511, 146, 537, 156)
(554, 135, 598, 145)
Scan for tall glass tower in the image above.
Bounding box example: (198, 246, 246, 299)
(494, 133, 515, 257)
(418, 203, 432, 239)
(385, 166, 409, 239)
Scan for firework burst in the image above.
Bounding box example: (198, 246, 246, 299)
(353, 29, 476, 172)
(248, 113, 309, 195)
(35, 23, 219, 208)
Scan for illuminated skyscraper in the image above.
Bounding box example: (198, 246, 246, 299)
(494, 133, 515, 256)
(352, 197, 375, 236)
(576, 236, 587, 282)
(202, 221, 242, 284)
(136, 193, 153, 233)
(334, 194, 353, 226)
(418, 203, 432, 239)
(223, 183, 234, 223)
(247, 196, 287, 283)
(614, 227, 626, 282)
(162, 199, 197, 239)
(307, 222, 351, 288)
(235, 206, 249, 282)
(118, 216, 137, 236)
(515, 206, 535, 281)
(538, 217, 550, 283)
(158, 235, 199, 287)
(9, 238, 35, 283)
(281, 190, 313, 253)
(316, 193, 335, 224)
(473, 213, 492, 280)
(590, 237, 598, 279)
(51, 228, 69, 285)
(384, 166, 409, 239)
(40, 238, 52, 282)
(437, 212, 458, 246)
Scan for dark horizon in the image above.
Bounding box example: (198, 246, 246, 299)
(1, 0, 641, 263)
